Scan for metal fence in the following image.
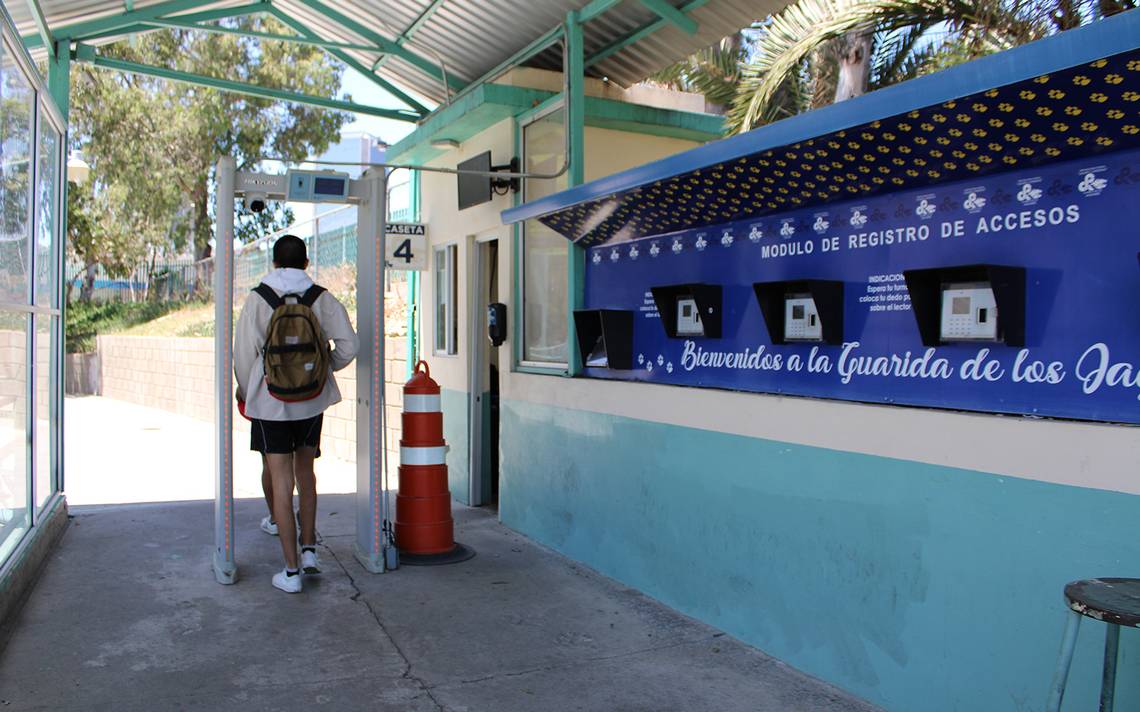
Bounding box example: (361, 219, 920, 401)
(70, 204, 409, 302)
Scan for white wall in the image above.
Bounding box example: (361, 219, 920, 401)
(420, 119, 515, 393)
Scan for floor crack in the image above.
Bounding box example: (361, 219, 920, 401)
(455, 635, 715, 686)
(323, 544, 447, 712)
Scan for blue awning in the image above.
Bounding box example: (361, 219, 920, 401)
(502, 10, 1140, 247)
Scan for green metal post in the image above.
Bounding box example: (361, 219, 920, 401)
(406, 169, 421, 378)
(47, 40, 69, 496)
(406, 271, 418, 379)
(48, 40, 70, 118)
(565, 10, 585, 377)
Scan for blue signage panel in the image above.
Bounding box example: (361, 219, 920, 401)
(584, 149, 1140, 424)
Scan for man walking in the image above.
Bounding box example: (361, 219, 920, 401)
(234, 234, 357, 593)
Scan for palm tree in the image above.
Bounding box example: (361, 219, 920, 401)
(654, 0, 1137, 135)
(649, 33, 748, 112)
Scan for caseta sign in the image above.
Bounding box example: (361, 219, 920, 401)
(385, 223, 426, 271)
(584, 150, 1140, 425)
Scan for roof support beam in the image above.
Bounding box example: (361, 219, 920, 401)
(52, 0, 214, 40)
(579, 0, 624, 23)
(22, 0, 261, 48)
(22, 0, 55, 57)
(371, 0, 447, 72)
(163, 3, 271, 25)
(139, 17, 381, 52)
(587, 0, 707, 66)
(73, 45, 422, 122)
(636, 0, 698, 35)
(293, 0, 464, 92)
(266, 7, 430, 117)
(56, 4, 270, 45)
(447, 24, 564, 108)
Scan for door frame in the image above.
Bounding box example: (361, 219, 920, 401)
(466, 234, 499, 506)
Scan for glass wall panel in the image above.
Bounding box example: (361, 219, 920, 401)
(0, 39, 34, 306)
(0, 313, 29, 560)
(35, 110, 59, 307)
(34, 314, 51, 512)
(522, 108, 569, 364)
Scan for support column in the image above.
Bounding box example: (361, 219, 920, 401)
(213, 157, 237, 584)
(565, 10, 585, 376)
(48, 41, 69, 496)
(355, 170, 392, 573)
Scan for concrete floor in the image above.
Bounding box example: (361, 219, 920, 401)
(0, 398, 880, 711)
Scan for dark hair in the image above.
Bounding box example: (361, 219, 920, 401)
(272, 234, 307, 269)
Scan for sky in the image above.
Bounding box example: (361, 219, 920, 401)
(338, 67, 428, 145)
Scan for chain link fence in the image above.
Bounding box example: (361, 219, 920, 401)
(70, 204, 411, 303)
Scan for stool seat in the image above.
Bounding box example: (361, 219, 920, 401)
(1065, 578, 1140, 628)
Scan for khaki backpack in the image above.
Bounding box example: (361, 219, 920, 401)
(254, 283, 331, 402)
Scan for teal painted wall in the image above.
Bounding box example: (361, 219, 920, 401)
(499, 397, 1140, 712)
(441, 388, 469, 505)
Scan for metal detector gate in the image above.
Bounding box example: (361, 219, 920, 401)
(212, 157, 393, 584)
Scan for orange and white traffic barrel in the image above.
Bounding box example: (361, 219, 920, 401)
(396, 360, 457, 557)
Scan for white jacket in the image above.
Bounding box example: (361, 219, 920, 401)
(234, 268, 358, 421)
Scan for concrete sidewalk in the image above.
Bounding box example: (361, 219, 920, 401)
(63, 396, 357, 506)
(0, 496, 878, 711)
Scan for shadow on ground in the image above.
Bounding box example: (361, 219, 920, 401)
(0, 496, 878, 712)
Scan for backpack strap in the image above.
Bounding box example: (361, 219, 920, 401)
(299, 284, 326, 308)
(253, 283, 282, 309)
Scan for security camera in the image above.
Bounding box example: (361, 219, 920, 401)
(244, 192, 268, 213)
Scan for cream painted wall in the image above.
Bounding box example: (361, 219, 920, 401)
(585, 127, 703, 182)
(418, 114, 778, 504)
(502, 371, 1140, 496)
(420, 118, 705, 395)
(420, 118, 514, 393)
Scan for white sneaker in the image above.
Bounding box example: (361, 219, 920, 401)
(260, 516, 278, 536)
(300, 549, 321, 575)
(272, 569, 302, 593)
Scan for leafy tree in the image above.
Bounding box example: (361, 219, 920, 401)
(68, 16, 349, 300)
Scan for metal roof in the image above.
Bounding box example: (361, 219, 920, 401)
(11, 0, 784, 110)
(501, 10, 1140, 245)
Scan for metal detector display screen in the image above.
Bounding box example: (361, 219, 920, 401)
(313, 176, 348, 198)
(458, 151, 492, 211)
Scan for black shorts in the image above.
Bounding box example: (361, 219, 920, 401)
(251, 415, 323, 455)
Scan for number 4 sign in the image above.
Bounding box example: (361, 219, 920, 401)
(385, 223, 427, 271)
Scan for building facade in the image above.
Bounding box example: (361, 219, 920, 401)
(412, 15, 1140, 712)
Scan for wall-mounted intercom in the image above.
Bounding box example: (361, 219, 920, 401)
(903, 265, 1025, 346)
(676, 297, 704, 336)
(784, 293, 823, 342)
(649, 284, 722, 339)
(753, 280, 844, 345)
(487, 302, 507, 346)
(939, 283, 997, 341)
(573, 309, 634, 369)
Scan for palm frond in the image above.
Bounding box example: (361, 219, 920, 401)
(869, 24, 928, 89)
(730, 0, 1049, 133)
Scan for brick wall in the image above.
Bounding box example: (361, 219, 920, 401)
(97, 335, 409, 464)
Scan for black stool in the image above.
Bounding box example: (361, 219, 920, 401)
(1047, 578, 1140, 712)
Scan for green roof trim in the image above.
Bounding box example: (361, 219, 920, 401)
(387, 83, 556, 164)
(582, 96, 723, 142)
(388, 84, 724, 164)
